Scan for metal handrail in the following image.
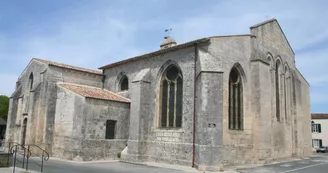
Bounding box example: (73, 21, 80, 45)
(7, 142, 49, 173)
(27, 144, 50, 172)
(8, 142, 32, 173)
(28, 144, 50, 161)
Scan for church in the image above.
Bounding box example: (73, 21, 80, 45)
(5, 19, 312, 171)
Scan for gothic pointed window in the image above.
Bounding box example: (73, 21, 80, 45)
(29, 74, 33, 90)
(120, 76, 128, 91)
(229, 68, 243, 130)
(275, 60, 281, 122)
(25, 73, 33, 112)
(160, 65, 183, 128)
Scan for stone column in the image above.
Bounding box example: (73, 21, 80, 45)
(251, 61, 272, 161)
(26, 90, 35, 145)
(194, 71, 223, 171)
(5, 98, 14, 150)
(280, 73, 286, 123)
(125, 69, 151, 163)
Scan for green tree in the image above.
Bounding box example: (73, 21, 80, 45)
(0, 95, 9, 120)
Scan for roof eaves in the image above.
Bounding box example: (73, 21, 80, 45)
(48, 64, 103, 76)
(85, 96, 130, 103)
(296, 68, 310, 86)
(99, 38, 210, 69)
(33, 58, 103, 75)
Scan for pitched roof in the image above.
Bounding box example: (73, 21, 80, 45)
(98, 38, 211, 69)
(312, 114, 328, 119)
(34, 58, 102, 75)
(58, 83, 130, 103)
(98, 33, 255, 70)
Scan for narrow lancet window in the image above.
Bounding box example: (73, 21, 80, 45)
(229, 68, 243, 130)
(120, 76, 129, 91)
(275, 61, 281, 122)
(160, 66, 183, 128)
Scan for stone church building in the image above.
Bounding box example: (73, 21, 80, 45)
(6, 19, 312, 171)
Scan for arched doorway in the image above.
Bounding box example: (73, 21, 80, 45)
(21, 118, 27, 146)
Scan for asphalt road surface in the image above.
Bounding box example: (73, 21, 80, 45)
(238, 153, 328, 173)
(14, 157, 188, 173)
(11, 152, 328, 173)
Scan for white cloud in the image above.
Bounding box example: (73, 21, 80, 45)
(1, 0, 327, 111)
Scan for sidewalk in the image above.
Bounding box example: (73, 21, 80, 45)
(0, 167, 39, 173)
(144, 162, 238, 173)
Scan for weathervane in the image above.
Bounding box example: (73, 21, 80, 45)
(165, 28, 172, 38)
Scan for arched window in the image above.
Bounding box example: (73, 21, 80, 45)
(160, 65, 183, 128)
(29, 73, 34, 90)
(120, 76, 129, 91)
(229, 67, 243, 130)
(284, 66, 288, 121)
(25, 73, 33, 112)
(275, 60, 281, 122)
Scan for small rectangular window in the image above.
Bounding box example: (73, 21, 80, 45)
(106, 120, 116, 139)
(313, 139, 323, 148)
(312, 124, 321, 133)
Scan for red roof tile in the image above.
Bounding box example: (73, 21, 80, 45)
(312, 114, 328, 119)
(34, 58, 102, 75)
(58, 83, 130, 103)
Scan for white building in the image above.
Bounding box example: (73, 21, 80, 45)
(312, 114, 328, 149)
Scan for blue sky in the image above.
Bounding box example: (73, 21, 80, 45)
(0, 0, 327, 113)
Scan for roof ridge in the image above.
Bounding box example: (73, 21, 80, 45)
(33, 58, 102, 75)
(57, 83, 130, 103)
(102, 88, 132, 102)
(250, 18, 277, 28)
(98, 38, 210, 69)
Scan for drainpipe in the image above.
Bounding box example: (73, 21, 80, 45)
(192, 43, 198, 168)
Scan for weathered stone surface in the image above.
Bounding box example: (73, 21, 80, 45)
(5, 19, 311, 172)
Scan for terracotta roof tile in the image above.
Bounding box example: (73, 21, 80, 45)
(58, 83, 130, 103)
(34, 58, 102, 75)
(312, 114, 328, 119)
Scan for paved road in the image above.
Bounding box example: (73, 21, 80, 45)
(14, 157, 188, 173)
(238, 153, 328, 173)
(11, 153, 328, 173)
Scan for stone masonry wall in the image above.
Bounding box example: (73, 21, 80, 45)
(52, 86, 83, 160)
(42, 66, 103, 154)
(79, 98, 130, 161)
(52, 87, 130, 161)
(208, 36, 255, 167)
(6, 60, 47, 148)
(103, 47, 196, 166)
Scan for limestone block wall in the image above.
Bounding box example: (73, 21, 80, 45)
(52, 86, 82, 160)
(80, 98, 130, 161)
(207, 36, 255, 166)
(42, 66, 103, 154)
(6, 60, 47, 147)
(295, 70, 311, 157)
(103, 47, 197, 166)
(52, 86, 130, 161)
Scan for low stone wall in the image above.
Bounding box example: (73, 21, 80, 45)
(0, 153, 12, 167)
(52, 137, 127, 161)
(80, 139, 127, 161)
